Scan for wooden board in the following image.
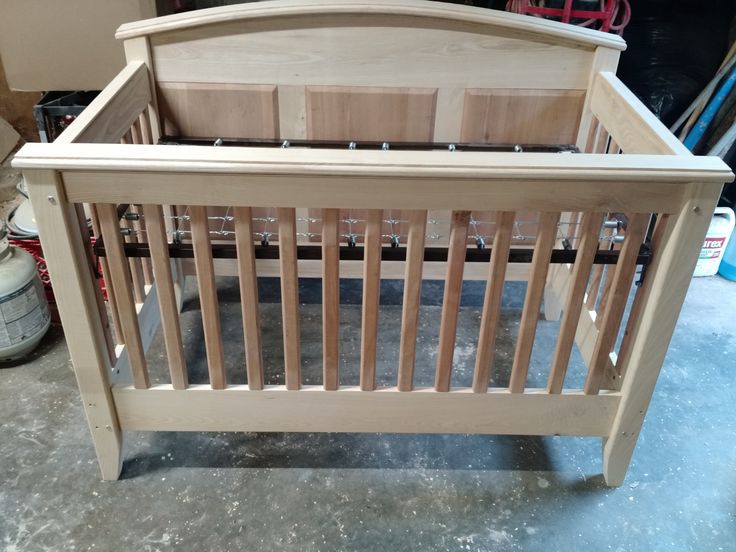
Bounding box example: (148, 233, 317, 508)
(56, 62, 151, 145)
(473, 211, 515, 392)
(158, 82, 279, 138)
(590, 72, 691, 156)
(142, 204, 188, 389)
(119, 0, 626, 51)
(322, 208, 340, 390)
(435, 211, 470, 391)
(113, 385, 621, 437)
(189, 205, 227, 389)
(547, 212, 603, 393)
(234, 206, 264, 390)
(96, 203, 149, 390)
(306, 86, 437, 141)
(278, 208, 302, 390)
(509, 212, 560, 393)
(461, 89, 585, 144)
(25, 170, 123, 480)
(360, 210, 383, 391)
(0, 116, 19, 163)
(146, 13, 598, 90)
(397, 210, 427, 391)
(182, 257, 534, 281)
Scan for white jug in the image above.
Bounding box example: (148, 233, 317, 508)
(693, 207, 735, 277)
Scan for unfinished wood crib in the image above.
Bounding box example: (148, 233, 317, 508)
(13, 0, 733, 486)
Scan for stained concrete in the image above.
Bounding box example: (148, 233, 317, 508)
(1, 275, 735, 551)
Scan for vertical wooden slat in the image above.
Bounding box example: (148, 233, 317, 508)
(584, 117, 600, 153)
(130, 118, 143, 144)
(360, 209, 383, 391)
(122, 211, 146, 304)
(570, 211, 583, 248)
(594, 127, 610, 154)
(585, 213, 649, 394)
(96, 203, 149, 389)
(547, 212, 604, 394)
(509, 212, 560, 393)
(138, 111, 153, 145)
(99, 252, 124, 346)
(142, 204, 188, 389)
(586, 216, 614, 310)
(473, 211, 515, 393)
(614, 215, 667, 381)
(131, 204, 153, 286)
(322, 208, 340, 391)
(608, 137, 621, 155)
(585, 267, 604, 311)
(75, 203, 115, 364)
(278, 207, 301, 390)
(234, 206, 264, 390)
(596, 237, 623, 326)
(435, 210, 471, 392)
(90, 204, 124, 346)
(190, 205, 226, 389)
(397, 210, 427, 391)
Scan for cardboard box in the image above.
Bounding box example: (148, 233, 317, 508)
(0, 116, 20, 162)
(0, 0, 156, 92)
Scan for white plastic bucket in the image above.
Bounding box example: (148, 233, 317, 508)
(694, 207, 735, 277)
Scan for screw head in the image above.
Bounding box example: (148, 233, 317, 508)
(47, 195, 57, 205)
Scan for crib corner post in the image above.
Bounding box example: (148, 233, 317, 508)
(23, 168, 124, 480)
(602, 182, 722, 487)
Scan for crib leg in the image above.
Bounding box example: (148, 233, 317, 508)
(602, 183, 720, 487)
(26, 169, 124, 480)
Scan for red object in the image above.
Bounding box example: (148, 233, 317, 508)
(507, 0, 631, 35)
(524, 0, 616, 32)
(10, 238, 109, 316)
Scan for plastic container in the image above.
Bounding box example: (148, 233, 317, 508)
(0, 223, 51, 362)
(718, 225, 736, 281)
(693, 207, 735, 277)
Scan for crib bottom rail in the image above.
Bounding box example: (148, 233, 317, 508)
(111, 384, 620, 436)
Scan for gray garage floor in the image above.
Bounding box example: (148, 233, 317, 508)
(1, 274, 735, 551)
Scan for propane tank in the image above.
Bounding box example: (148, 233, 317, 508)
(0, 222, 51, 362)
(693, 207, 735, 277)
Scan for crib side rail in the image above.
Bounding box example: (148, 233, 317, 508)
(15, 141, 730, 484)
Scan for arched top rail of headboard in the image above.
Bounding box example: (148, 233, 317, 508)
(116, 0, 625, 52)
(118, 0, 626, 143)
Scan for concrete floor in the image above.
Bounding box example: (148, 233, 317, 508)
(1, 275, 735, 551)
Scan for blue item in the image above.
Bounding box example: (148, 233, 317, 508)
(719, 227, 736, 281)
(684, 64, 736, 151)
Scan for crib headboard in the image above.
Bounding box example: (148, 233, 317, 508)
(116, 0, 625, 145)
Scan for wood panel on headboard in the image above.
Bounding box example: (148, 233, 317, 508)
(461, 89, 586, 145)
(157, 83, 279, 138)
(306, 86, 438, 142)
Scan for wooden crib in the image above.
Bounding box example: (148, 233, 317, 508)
(13, 0, 733, 486)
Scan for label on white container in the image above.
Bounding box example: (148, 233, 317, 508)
(700, 237, 726, 259)
(0, 277, 50, 348)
